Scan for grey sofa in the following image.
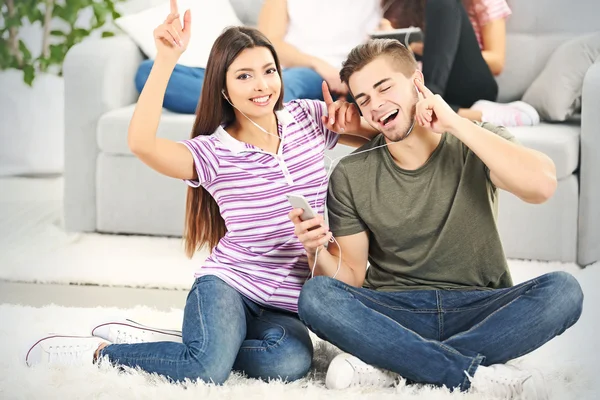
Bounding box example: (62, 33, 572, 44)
(63, 0, 600, 266)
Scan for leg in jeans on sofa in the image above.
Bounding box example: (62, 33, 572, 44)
(25, 276, 313, 384)
(402, 0, 540, 126)
(298, 272, 583, 395)
(282, 67, 327, 103)
(135, 59, 205, 114)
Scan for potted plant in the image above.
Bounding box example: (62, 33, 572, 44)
(0, 0, 124, 176)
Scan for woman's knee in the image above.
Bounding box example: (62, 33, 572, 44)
(181, 359, 232, 385)
(247, 337, 313, 382)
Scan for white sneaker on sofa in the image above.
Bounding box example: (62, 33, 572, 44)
(472, 100, 541, 127)
(91, 319, 183, 344)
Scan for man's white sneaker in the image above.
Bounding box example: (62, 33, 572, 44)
(467, 363, 547, 399)
(325, 352, 398, 390)
(25, 335, 106, 367)
(91, 319, 183, 344)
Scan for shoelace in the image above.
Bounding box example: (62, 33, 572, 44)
(466, 370, 529, 399)
(350, 361, 395, 386)
(47, 344, 90, 363)
(491, 374, 529, 398)
(115, 329, 145, 344)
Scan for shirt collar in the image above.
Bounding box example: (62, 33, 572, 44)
(214, 107, 295, 155)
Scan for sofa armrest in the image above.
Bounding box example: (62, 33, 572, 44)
(63, 35, 143, 232)
(578, 59, 600, 266)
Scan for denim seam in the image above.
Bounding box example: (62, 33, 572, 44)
(238, 318, 288, 352)
(346, 287, 438, 313)
(355, 300, 466, 357)
(436, 291, 444, 342)
(443, 286, 532, 313)
(460, 354, 485, 391)
(443, 282, 538, 343)
(195, 284, 209, 355)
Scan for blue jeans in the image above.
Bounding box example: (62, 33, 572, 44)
(298, 271, 583, 391)
(135, 60, 325, 114)
(99, 275, 313, 384)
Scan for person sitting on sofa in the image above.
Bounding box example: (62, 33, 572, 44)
(381, 0, 540, 127)
(133, 0, 383, 114)
(289, 39, 583, 396)
(258, 0, 382, 101)
(24, 2, 378, 384)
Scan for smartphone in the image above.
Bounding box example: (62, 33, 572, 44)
(370, 27, 423, 45)
(286, 194, 318, 221)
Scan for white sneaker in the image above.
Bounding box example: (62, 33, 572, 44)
(25, 335, 107, 367)
(91, 319, 183, 344)
(325, 352, 398, 390)
(467, 363, 547, 399)
(472, 100, 541, 127)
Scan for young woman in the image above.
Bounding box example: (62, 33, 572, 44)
(25, 0, 373, 384)
(382, 0, 540, 127)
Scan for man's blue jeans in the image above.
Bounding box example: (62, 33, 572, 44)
(99, 275, 313, 384)
(134, 60, 325, 114)
(298, 271, 583, 391)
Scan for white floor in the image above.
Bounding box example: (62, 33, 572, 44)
(1, 176, 599, 399)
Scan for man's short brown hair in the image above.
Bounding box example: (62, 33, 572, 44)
(340, 39, 418, 86)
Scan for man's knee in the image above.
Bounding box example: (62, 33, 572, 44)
(550, 272, 583, 319)
(297, 276, 339, 324)
(546, 271, 584, 323)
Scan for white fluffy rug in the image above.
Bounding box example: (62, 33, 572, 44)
(1, 177, 599, 399)
(1, 276, 599, 400)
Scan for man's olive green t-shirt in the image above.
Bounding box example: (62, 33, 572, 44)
(327, 122, 517, 291)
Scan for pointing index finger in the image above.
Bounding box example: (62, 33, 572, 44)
(414, 78, 433, 99)
(170, 0, 179, 14)
(322, 81, 334, 105)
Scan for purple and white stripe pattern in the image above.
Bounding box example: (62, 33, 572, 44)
(180, 99, 339, 313)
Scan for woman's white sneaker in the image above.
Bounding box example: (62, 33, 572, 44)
(91, 319, 183, 344)
(325, 352, 398, 390)
(25, 335, 107, 367)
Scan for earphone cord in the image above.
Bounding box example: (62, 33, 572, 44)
(307, 118, 416, 281)
(223, 92, 281, 140)
(222, 91, 418, 281)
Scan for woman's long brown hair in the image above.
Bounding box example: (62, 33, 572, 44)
(184, 26, 284, 258)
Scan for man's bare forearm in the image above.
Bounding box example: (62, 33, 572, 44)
(308, 247, 359, 287)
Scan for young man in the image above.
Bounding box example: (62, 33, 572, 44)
(288, 39, 583, 397)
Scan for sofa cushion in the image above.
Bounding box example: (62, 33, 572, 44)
(98, 106, 580, 179)
(522, 33, 600, 122)
(496, 0, 600, 102)
(507, 123, 580, 180)
(114, 0, 242, 69)
(98, 105, 196, 155)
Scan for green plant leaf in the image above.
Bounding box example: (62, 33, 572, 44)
(23, 65, 35, 86)
(51, 30, 66, 37)
(18, 40, 33, 62)
(101, 31, 115, 38)
(49, 44, 67, 66)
